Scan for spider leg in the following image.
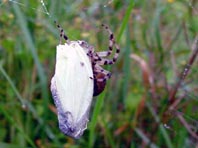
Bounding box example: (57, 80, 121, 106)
(93, 54, 118, 65)
(93, 65, 111, 82)
(99, 24, 120, 56)
(97, 57, 117, 65)
(96, 51, 111, 57)
(93, 24, 120, 65)
(54, 21, 70, 44)
(100, 24, 115, 57)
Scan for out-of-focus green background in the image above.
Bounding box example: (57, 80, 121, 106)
(0, 0, 198, 147)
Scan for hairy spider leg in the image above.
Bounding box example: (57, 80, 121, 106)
(54, 21, 70, 44)
(96, 24, 115, 57)
(95, 24, 120, 65)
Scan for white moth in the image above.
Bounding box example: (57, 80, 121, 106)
(51, 42, 93, 139)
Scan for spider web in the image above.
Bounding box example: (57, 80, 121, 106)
(0, 0, 50, 15)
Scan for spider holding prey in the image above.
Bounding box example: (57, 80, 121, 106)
(50, 21, 120, 138)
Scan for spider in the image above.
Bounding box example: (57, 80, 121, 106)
(55, 21, 120, 96)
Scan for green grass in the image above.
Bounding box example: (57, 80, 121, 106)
(0, 0, 198, 147)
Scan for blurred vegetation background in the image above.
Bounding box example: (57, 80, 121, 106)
(0, 0, 198, 147)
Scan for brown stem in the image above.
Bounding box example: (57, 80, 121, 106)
(168, 37, 198, 104)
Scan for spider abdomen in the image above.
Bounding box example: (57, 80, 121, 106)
(93, 72, 107, 96)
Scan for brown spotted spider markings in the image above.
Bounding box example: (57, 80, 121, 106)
(55, 21, 120, 96)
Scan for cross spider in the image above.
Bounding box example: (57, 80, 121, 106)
(55, 21, 120, 96)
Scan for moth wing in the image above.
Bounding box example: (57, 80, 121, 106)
(51, 42, 93, 138)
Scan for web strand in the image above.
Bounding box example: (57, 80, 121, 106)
(40, 0, 50, 17)
(0, 0, 51, 16)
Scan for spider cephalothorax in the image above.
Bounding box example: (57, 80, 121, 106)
(55, 22, 120, 96)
